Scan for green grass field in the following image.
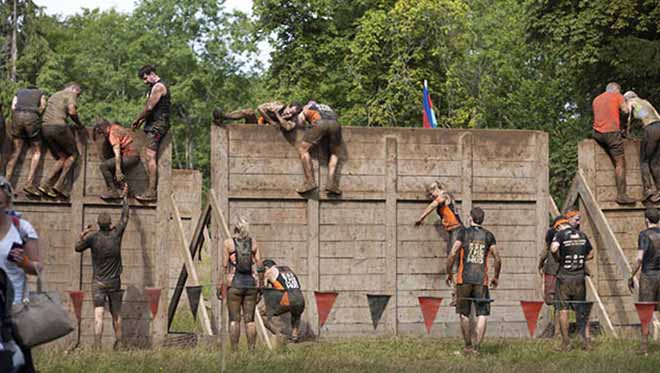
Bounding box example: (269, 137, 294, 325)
(35, 336, 660, 372)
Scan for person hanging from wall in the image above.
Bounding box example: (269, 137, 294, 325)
(5, 86, 47, 197)
(75, 184, 130, 350)
(260, 259, 306, 343)
(92, 119, 140, 201)
(623, 91, 660, 203)
(212, 102, 286, 126)
(446, 207, 501, 355)
(0, 177, 43, 372)
(277, 101, 343, 195)
(219, 216, 264, 352)
(538, 214, 566, 336)
(591, 82, 635, 205)
(131, 65, 171, 202)
(550, 216, 594, 352)
(415, 181, 464, 306)
(628, 208, 660, 355)
(38, 82, 84, 199)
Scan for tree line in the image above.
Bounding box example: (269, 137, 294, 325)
(1, 0, 659, 202)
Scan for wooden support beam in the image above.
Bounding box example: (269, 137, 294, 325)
(208, 190, 274, 350)
(561, 175, 580, 213)
(170, 195, 214, 335)
(575, 170, 658, 336)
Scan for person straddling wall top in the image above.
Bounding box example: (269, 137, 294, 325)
(628, 207, 660, 356)
(592, 82, 635, 204)
(212, 101, 285, 126)
(38, 82, 84, 199)
(446, 207, 501, 355)
(131, 65, 171, 202)
(75, 184, 130, 350)
(6, 86, 47, 197)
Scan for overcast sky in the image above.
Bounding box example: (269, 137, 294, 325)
(33, 0, 252, 16)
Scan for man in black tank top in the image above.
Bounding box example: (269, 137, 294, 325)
(629, 208, 660, 354)
(7, 86, 47, 196)
(261, 259, 306, 342)
(220, 217, 264, 352)
(131, 65, 171, 202)
(550, 219, 594, 352)
(446, 207, 501, 355)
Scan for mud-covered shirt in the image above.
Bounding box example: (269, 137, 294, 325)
(553, 227, 592, 280)
(42, 90, 77, 126)
(457, 226, 496, 285)
(108, 124, 138, 156)
(75, 200, 129, 283)
(593, 91, 624, 133)
(436, 200, 462, 232)
(266, 265, 302, 306)
(639, 227, 660, 273)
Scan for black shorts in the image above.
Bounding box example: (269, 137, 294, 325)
(227, 287, 258, 323)
(592, 130, 624, 158)
(144, 120, 169, 151)
(42, 124, 78, 159)
(302, 119, 342, 147)
(92, 278, 123, 315)
(456, 284, 490, 316)
(556, 277, 586, 311)
(11, 111, 41, 140)
(639, 272, 660, 311)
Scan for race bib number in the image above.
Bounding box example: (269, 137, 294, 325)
(282, 272, 300, 289)
(466, 242, 485, 264)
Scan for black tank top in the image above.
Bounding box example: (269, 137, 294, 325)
(15, 88, 42, 113)
(147, 80, 170, 124)
(641, 228, 660, 272)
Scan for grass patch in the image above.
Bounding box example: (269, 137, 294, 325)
(34, 336, 660, 372)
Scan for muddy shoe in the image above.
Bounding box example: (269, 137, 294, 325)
(53, 185, 70, 199)
(557, 341, 572, 352)
(136, 190, 157, 202)
(582, 339, 592, 351)
(212, 108, 224, 127)
(615, 194, 636, 205)
(650, 191, 660, 203)
(23, 185, 41, 197)
(100, 189, 121, 201)
(325, 183, 342, 196)
(296, 182, 318, 194)
(38, 184, 58, 198)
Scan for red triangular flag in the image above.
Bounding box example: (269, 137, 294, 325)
(520, 300, 544, 337)
(418, 297, 443, 334)
(635, 302, 657, 325)
(69, 291, 85, 322)
(314, 291, 338, 328)
(144, 287, 161, 319)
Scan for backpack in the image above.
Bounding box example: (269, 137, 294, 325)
(234, 238, 253, 275)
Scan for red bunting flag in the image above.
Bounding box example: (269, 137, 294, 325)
(418, 297, 443, 334)
(144, 287, 161, 319)
(635, 302, 657, 333)
(314, 291, 338, 328)
(69, 291, 85, 322)
(520, 300, 544, 337)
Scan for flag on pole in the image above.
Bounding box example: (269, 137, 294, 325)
(422, 80, 438, 129)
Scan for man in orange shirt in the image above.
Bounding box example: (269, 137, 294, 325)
(592, 82, 635, 204)
(93, 119, 140, 201)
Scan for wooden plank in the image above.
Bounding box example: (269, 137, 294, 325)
(170, 195, 213, 335)
(308, 198, 320, 336)
(461, 133, 473, 231)
(472, 177, 537, 194)
(385, 137, 398, 334)
(397, 160, 462, 177)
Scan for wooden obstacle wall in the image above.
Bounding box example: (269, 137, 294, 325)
(578, 139, 647, 336)
(2, 128, 172, 347)
(212, 125, 549, 337)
